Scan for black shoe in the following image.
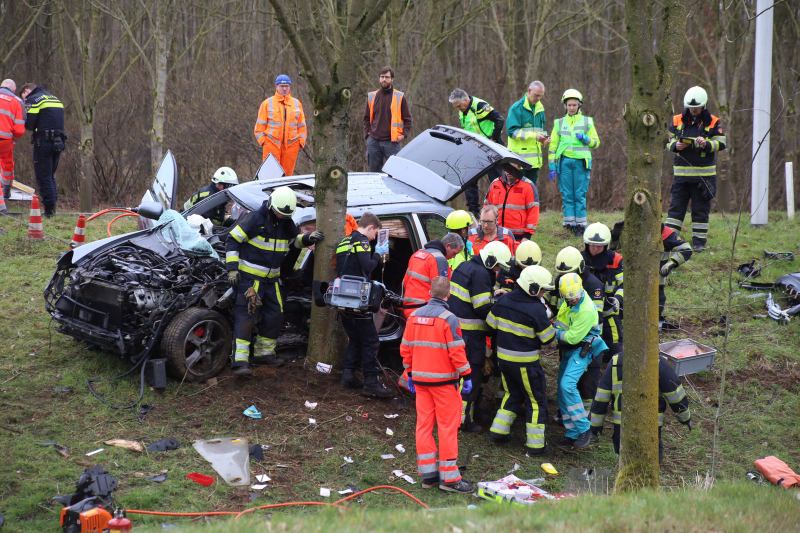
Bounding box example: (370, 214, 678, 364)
(525, 445, 549, 457)
(439, 479, 474, 494)
(421, 476, 440, 489)
(659, 319, 680, 331)
(461, 422, 483, 433)
(361, 375, 394, 399)
(575, 225, 586, 236)
(231, 362, 252, 376)
(692, 238, 706, 252)
(489, 432, 510, 444)
(573, 430, 592, 449)
(340, 369, 362, 389)
(251, 354, 283, 366)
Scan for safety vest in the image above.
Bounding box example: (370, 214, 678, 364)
(0, 88, 25, 140)
(486, 287, 556, 363)
(368, 89, 405, 142)
(402, 247, 450, 312)
(485, 177, 539, 237)
(254, 94, 307, 148)
(669, 113, 725, 177)
(468, 225, 517, 257)
(458, 96, 495, 139)
(506, 98, 546, 169)
(550, 113, 597, 164)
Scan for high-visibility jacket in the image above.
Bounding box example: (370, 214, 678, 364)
(401, 297, 471, 385)
(584, 249, 624, 318)
(402, 241, 450, 315)
(660, 225, 692, 285)
(368, 89, 405, 142)
(448, 255, 494, 332)
(468, 225, 517, 257)
(590, 353, 691, 428)
(226, 202, 302, 280)
(549, 112, 599, 168)
(548, 270, 604, 315)
(0, 87, 25, 141)
(506, 96, 546, 169)
(484, 176, 539, 237)
(553, 291, 599, 346)
(486, 287, 556, 363)
(184, 183, 226, 224)
(23, 86, 64, 136)
(458, 96, 502, 142)
(336, 230, 379, 278)
(666, 110, 726, 177)
(254, 93, 307, 149)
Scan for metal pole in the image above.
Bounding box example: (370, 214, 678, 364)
(750, 0, 774, 226)
(787, 162, 795, 220)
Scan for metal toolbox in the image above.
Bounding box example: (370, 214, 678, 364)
(659, 338, 717, 376)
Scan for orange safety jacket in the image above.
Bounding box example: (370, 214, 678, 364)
(754, 456, 800, 489)
(484, 177, 539, 237)
(401, 297, 471, 385)
(468, 225, 517, 257)
(401, 243, 451, 317)
(368, 89, 405, 142)
(0, 88, 25, 141)
(254, 93, 307, 148)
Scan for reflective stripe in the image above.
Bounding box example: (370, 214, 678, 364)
(449, 282, 470, 302)
(418, 463, 438, 474)
(0, 109, 19, 120)
(489, 409, 516, 435)
(225, 251, 240, 263)
(590, 413, 605, 427)
(400, 340, 450, 350)
(611, 411, 621, 424)
(239, 259, 281, 278)
(662, 385, 686, 404)
(491, 315, 534, 337)
(455, 363, 470, 374)
(448, 339, 466, 349)
(234, 338, 251, 363)
(612, 383, 622, 393)
(676, 409, 691, 423)
(418, 451, 437, 460)
(497, 347, 539, 363)
(674, 165, 716, 176)
(412, 370, 460, 380)
(248, 236, 290, 252)
(458, 318, 487, 331)
(403, 297, 427, 304)
(230, 225, 248, 242)
(594, 388, 611, 402)
(525, 424, 545, 447)
(254, 336, 277, 357)
(406, 270, 431, 283)
(0, 131, 12, 138)
(471, 292, 491, 308)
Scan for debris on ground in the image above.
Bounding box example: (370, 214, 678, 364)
(541, 463, 559, 475)
(250, 483, 268, 490)
(384, 413, 400, 419)
(764, 251, 795, 261)
(319, 487, 331, 497)
(249, 444, 267, 461)
(53, 386, 74, 394)
(315, 362, 332, 374)
(338, 487, 354, 495)
(477, 475, 555, 505)
(506, 463, 521, 474)
(104, 439, 144, 453)
(385, 428, 394, 436)
(381, 454, 395, 460)
(395, 444, 406, 453)
(85, 448, 104, 457)
(186, 472, 215, 486)
(193, 437, 250, 486)
(766, 293, 800, 323)
(137, 404, 154, 422)
(737, 260, 762, 278)
(304, 400, 318, 409)
(145, 473, 168, 483)
(309, 418, 317, 425)
(147, 438, 180, 452)
(256, 474, 271, 483)
(343, 456, 354, 464)
(392, 469, 416, 484)
(243, 405, 263, 419)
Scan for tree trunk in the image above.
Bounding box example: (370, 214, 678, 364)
(78, 116, 94, 211)
(151, 2, 171, 174)
(615, 0, 689, 492)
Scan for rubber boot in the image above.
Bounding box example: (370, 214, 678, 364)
(361, 374, 394, 399)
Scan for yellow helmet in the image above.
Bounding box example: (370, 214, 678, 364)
(515, 240, 542, 267)
(270, 186, 297, 216)
(583, 222, 611, 246)
(561, 88, 583, 103)
(446, 209, 473, 231)
(517, 265, 554, 296)
(559, 272, 584, 301)
(555, 246, 585, 274)
(480, 240, 512, 270)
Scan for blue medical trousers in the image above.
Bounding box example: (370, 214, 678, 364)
(557, 156, 590, 227)
(558, 336, 608, 439)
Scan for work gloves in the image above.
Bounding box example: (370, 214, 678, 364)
(460, 378, 473, 397)
(227, 270, 239, 286)
(244, 286, 262, 316)
(302, 230, 325, 246)
(606, 296, 621, 314)
(575, 133, 590, 145)
(660, 260, 678, 277)
(407, 377, 416, 394)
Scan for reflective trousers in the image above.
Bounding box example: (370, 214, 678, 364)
(0, 139, 15, 197)
(489, 360, 548, 450)
(340, 313, 380, 377)
(460, 331, 486, 427)
(262, 141, 301, 176)
(665, 175, 715, 245)
(557, 156, 590, 227)
(233, 277, 283, 363)
(415, 383, 462, 484)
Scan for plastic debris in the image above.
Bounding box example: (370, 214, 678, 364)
(53, 386, 74, 394)
(186, 472, 215, 486)
(541, 463, 559, 475)
(193, 437, 250, 486)
(145, 473, 168, 483)
(243, 405, 263, 419)
(249, 444, 265, 461)
(384, 413, 399, 419)
(256, 474, 271, 483)
(338, 488, 353, 495)
(392, 469, 416, 484)
(309, 418, 317, 425)
(147, 438, 180, 452)
(251, 484, 268, 490)
(305, 400, 318, 409)
(381, 454, 396, 460)
(319, 487, 331, 498)
(345, 416, 353, 422)
(325, 447, 334, 452)
(316, 362, 333, 374)
(343, 456, 354, 464)
(477, 474, 555, 505)
(506, 463, 520, 474)
(85, 448, 104, 457)
(395, 444, 406, 453)
(385, 428, 394, 436)
(104, 439, 144, 453)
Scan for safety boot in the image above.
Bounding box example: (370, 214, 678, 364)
(439, 479, 475, 494)
(692, 237, 706, 252)
(231, 362, 252, 377)
(525, 445, 550, 457)
(361, 375, 394, 399)
(421, 475, 440, 489)
(573, 429, 593, 449)
(340, 369, 363, 389)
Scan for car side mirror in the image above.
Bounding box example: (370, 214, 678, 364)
(135, 201, 164, 220)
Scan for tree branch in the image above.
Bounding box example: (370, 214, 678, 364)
(266, 0, 325, 96)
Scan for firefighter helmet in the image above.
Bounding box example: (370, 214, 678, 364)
(269, 186, 297, 216)
(518, 265, 554, 296)
(561, 88, 583, 103)
(583, 222, 611, 246)
(559, 272, 584, 301)
(446, 209, 473, 231)
(683, 86, 707, 108)
(515, 240, 542, 267)
(555, 246, 585, 274)
(480, 240, 512, 270)
(212, 166, 239, 186)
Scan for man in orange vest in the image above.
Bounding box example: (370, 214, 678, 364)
(401, 276, 474, 494)
(0, 79, 25, 204)
(484, 165, 540, 240)
(363, 66, 413, 172)
(254, 74, 307, 176)
(401, 232, 464, 318)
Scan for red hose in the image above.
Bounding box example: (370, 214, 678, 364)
(107, 212, 138, 236)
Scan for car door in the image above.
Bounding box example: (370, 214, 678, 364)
(255, 153, 286, 181)
(382, 125, 530, 202)
(138, 150, 178, 229)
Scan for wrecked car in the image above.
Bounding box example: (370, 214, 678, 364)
(44, 125, 529, 381)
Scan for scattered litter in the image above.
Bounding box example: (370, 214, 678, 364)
(385, 428, 394, 436)
(345, 416, 353, 422)
(275, 464, 289, 468)
(361, 412, 369, 419)
(392, 469, 416, 484)
(473, 454, 480, 458)
(53, 386, 74, 394)
(85, 448, 104, 457)
(541, 463, 559, 475)
(316, 362, 333, 374)
(305, 401, 318, 409)
(319, 487, 331, 498)
(381, 454, 396, 460)
(343, 456, 354, 464)
(309, 418, 317, 425)
(249, 443, 265, 461)
(193, 437, 250, 486)
(54, 444, 70, 458)
(395, 444, 406, 453)
(325, 447, 334, 452)
(522, 478, 546, 485)
(338, 488, 353, 495)
(764, 250, 795, 261)
(477, 474, 555, 505)
(506, 463, 520, 474)
(250, 483, 268, 490)
(104, 439, 144, 453)
(137, 404, 154, 422)
(145, 473, 168, 483)
(256, 474, 271, 483)
(243, 405, 263, 419)
(147, 438, 180, 452)
(384, 413, 400, 419)
(186, 472, 215, 486)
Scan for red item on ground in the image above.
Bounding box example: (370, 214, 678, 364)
(754, 456, 800, 489)
(186, 472, 215, 486)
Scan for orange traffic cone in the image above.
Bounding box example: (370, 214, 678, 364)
(0, 189, 6, 213)
(28, 194, 44, 240)
(70, 214, 87, 248)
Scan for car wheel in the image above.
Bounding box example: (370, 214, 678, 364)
(161, 307, 231, 382)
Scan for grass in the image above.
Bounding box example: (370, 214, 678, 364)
(0, 206, 799, 532)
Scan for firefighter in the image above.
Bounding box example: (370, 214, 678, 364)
(665, 86, 726, 252)
(468, 204, 517, 258)
(582, 222, 624, 358)
(448, 240, 512, 432)
(0, 79, 25, 204)
(487, 265, 557, 455)
(445, 210, 474, 270)
(183, 167, 239, 225)
(20, 83, 65, 217)
(659, 223, 693, 330)
(401, 232, 464, 318)
(553, 273, 608, 449)
(548, 89, 600, 235)
(254, 74, 307, 176)
(496, 239, 542, 294)
(485, 164, 540, 240)
(335, 212, 394, 398)
(590, 352, 692, 459)
(402, 276, 474, 493)
(226, 186, 323, 376)
(449, 88, 505, 216)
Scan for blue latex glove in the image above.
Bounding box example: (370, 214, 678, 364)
(375, 242, 389, 255)
(461, 378, 473, 396)
(407, 377, 416, 394)
(548, 170, 558, 182)
(576, 133, 590, 145)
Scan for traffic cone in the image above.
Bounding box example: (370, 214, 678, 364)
(0, 189, 6, 213)
(28, 194, 44, 240)
(70, 214, 86, 248)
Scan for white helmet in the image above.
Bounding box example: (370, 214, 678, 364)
(212, 166, 239, 185)
(517, 265, 554, 296)
(561, 88, 583, 103)
(583, 222, 612, 246)
(479, 240, 512, 270)
(515, 240, 542, 267)
(270, 186, 297, 216)
(683, 86, 708, 108)
(555, 246, 585, 274)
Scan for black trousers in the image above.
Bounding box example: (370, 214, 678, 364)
(666, 175, 716, 244)
(461, 331, 487, 426)
(578, 356, 602, 402)
(33, 138, 63, 214)
(496, 360, 548, 427)
(659, 283, 666, 320)
(341, 313, 380, 376)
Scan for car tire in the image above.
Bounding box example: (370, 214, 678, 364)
(161, 307, 231, 382)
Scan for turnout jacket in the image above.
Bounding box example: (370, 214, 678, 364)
(402, 240, 450, 309)
(336, 230, 379, 278)
(448, 255, 495, 332)
(583, 249, 624, 318)
(484, 176, 540, 238)
(660, 225, 693, 285)
(226, 202, 301, 279)
(401, 297, 472, 386)
(486, 287, 556, 363)
(184, 183, 225, 224)
(667, 109, 726, 177)
(590, 353, 691, 428)
(23, 86, 64, 137)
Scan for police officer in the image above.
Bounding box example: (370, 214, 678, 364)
(449, 240, 512, 432)
(582, 223, 624, 358)
(336, 212, 394, 398)
(183, 167, 239, 225)
(20, 83, 65, 217)
(226, 186, 323, 376)
(487, 265, 557, 455)
(445, 210, 474, 270)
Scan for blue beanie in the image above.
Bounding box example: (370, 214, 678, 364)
(274, 74, 292, 85)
